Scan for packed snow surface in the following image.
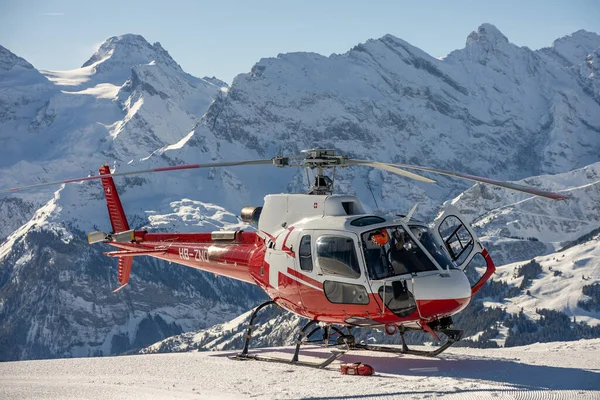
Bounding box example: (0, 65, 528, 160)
(1, 339, 599, 399)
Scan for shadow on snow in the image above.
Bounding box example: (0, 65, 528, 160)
(213, 346, 600, 395)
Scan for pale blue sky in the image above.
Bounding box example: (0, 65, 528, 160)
(1, 0, 599, 83)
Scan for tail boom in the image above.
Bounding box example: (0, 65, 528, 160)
(94, 164, 263, 290)
(106, 230, 262, 285)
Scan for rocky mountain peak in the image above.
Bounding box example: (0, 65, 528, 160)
(466, 23, 509, 47)
(80, 34, 183, 83)
(553, 29, 600, 49)
(0, 45, 34, 72)
(202, 76, 229, 89)
(550, 29, 600, 66)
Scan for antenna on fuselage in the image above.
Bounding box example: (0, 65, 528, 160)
(401, 203, 419, 223)
(366, 181, 380, 212)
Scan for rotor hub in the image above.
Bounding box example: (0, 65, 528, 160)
(273, 149, 349, 195)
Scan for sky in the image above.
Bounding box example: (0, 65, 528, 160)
(1, 0, 599, 83)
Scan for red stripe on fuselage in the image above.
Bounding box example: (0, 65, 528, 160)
(281, 227, 296, 258)
(416, 297, 470, 318)
(287, 267, 323, 289)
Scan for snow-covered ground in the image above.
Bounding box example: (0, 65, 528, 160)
(491, 233, 600, 328)
(2, 339, 599, 399)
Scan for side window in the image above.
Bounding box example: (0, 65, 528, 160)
(299, 235, 313, 271)
(438, 216, 474, 265)
(316, 236, 361, 279)
(323, 281, 369, 304)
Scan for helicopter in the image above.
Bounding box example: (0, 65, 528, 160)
(1, 149, 569, 368)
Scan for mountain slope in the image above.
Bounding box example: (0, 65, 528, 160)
(0, 36, 252, 361)
(175, 24, 600, 221)
(450, 161, 600, 265)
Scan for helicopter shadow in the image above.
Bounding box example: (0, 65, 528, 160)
(215, 346, 600, 392)
(337, 351, 600, 391)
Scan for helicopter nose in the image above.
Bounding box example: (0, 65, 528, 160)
(411, 270, 472, 319)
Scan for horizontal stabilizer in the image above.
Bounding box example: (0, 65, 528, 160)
(88, 231, 107, 244)
(111, 229, 135, 243)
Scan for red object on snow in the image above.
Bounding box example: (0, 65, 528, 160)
(340, 362, 375, 375)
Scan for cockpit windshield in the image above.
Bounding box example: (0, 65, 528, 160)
(409, 226, 456, 270)
(361, 225, 454, 280)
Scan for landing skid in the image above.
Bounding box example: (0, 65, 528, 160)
(231, 349, 347, 369)
(231, 300, 463, 368)
(350, 328, 463, 357)
(231, 301, 351, 368)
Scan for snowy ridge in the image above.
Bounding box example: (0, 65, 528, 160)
(544, 30, 600, 67)
(141, 307, 302, 354)
(449, 161, 600, 265)
(81, 34, 184, 85)
(188, 22, 600, 221)
(0, 44, 35, 71)
(0, 46, 56, 166)
(0, 35, 259, 361)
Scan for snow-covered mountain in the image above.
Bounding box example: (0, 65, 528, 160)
(448, 161, 600, 265)
(0, 45, 57, 168)
(182, 23, 600, 218)
(0, 36, 255, 361)
(2, 24, 600, 361)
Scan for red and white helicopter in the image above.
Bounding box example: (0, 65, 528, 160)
(2, 149, 568, 368)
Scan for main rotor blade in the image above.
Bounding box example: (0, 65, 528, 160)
(388, 163, 570, 200)
(0, 160, 274, 194)
(348, 160, 436, 183)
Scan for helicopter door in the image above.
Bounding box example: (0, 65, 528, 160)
(313, 233, 370, 307)
(432, 205, 483, 270)
(294, 231, 370, 313)
(293, 230, 322, 311)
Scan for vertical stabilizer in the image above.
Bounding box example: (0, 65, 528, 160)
(113, 256, 133, 293)
(99, 165, 130, 233)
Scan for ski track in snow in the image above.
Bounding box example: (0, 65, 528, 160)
(1, 340, 599, 399)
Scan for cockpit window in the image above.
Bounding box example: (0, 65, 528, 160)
(409, 226, 456, 270)
(316, 236, 361, 279)
(361, 226, 440, 280)
(351, 216, 386, 227)
(299, 235, 313, 271)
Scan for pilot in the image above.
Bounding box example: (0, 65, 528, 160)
(392, 230, 406, 250)
(388, 230, 411, 275)
(365, 230, 390, 279)
(371, 229, 389, 247)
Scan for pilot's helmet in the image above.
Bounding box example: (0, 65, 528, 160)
(371, 229, 389, 246)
